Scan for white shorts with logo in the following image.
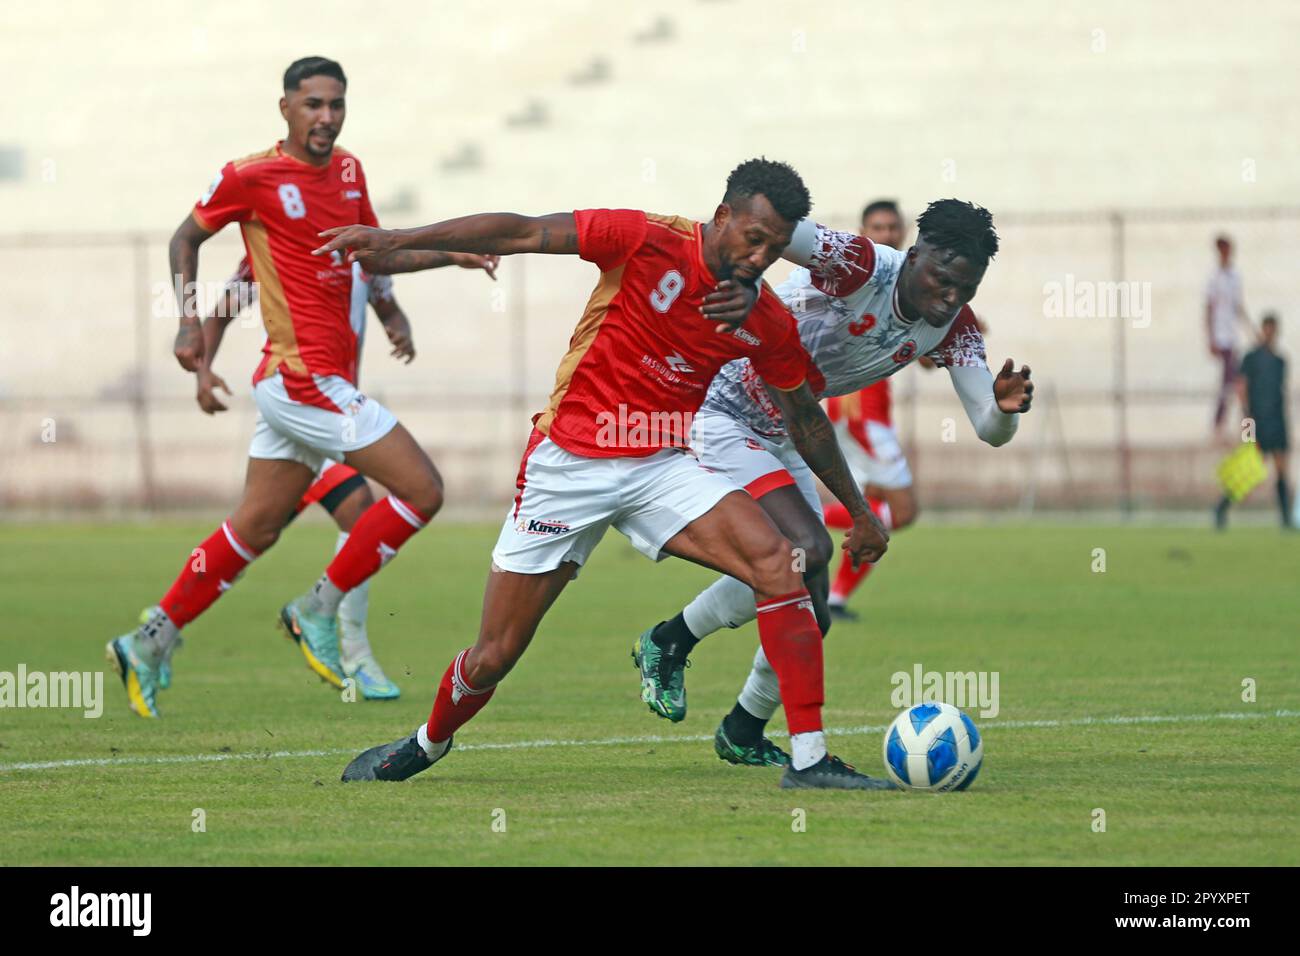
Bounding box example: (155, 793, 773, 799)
(834, 419, 913, 490)
(248, 373, 398, 472)
(689, 412, 822, 516)
(492, 433, 740, 574)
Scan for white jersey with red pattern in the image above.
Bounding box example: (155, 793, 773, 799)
(701, 223, 987, 439)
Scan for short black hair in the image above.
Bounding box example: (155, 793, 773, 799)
(284, 57, 347, 93)
(862, 199, 901, 221)
(723, 158, 811, 224)
(1261, 312, 1279, 327)
(916, 199, 998, 267)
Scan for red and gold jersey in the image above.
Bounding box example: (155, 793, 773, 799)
(192, 142, 379, 403)
(536, 209, 809, 458)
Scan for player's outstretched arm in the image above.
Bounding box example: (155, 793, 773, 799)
(314, 212, 578, 271)
(947, 360, 1030, 446)
(768, 381, 889, 568)
(169, 213, 216, 371)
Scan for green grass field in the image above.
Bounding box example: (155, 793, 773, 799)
(1, 520, 1296, 866)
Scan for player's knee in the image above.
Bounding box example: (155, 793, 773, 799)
(466, 640, 521, 687)
(240, 519, 281, 554)
(403, 475, 444, 521)
(894, 500, 918, 530)
(792, 523, 834, 573)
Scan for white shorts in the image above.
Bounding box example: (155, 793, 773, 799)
(690, 412, 822, 516)
(491, 431, 740, 574)
(834, 419, 913, 490)
(248, 373, 398, 472)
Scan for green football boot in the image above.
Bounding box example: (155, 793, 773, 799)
(714, 721, 791, 767)
(279, 598, 346, 689)
(631, 626, 689, 722)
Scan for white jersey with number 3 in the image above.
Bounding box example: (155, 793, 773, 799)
(701, 222, 988, 439)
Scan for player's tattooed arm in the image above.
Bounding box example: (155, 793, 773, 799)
(169, 213, 216, 371)
(769, 381, 889, 566)
(314, 213, 578, 267)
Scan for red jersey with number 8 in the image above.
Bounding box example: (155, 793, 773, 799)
(534, 208, 810, 458)
(191, 141, 379, 399)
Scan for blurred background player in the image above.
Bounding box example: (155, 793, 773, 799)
(822, 199, 917, 620)
(106, 56, 495, 717)
(1206, 234, 1255, 440)
(170, 253, 488, 698)
(1215, 313, 1292, 529)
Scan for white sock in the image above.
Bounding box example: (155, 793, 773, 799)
(416, 723, 448, 758)
(736, 644, 782, 721)
(306, 573, 345, 617)
(681, 575, 757, 643)
(791, 731, 827, 771)
(135, 607, 180, 667)
(876, 502, 893, 531)
(334, 533, 372, 668)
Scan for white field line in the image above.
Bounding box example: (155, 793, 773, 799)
(1, 708, 1296, 774)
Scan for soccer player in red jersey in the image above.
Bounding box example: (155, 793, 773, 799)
(105, 57, 496, 717)
(320, 159, 898, 790)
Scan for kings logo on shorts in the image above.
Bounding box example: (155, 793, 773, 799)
(517, 517, 571, 536)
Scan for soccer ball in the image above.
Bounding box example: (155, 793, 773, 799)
(883, 702, 983, 792)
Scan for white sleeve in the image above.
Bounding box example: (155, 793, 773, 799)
(781, 220, 878, 300)
(947, 364, 1019, 447)
(782, 218, 823, 267)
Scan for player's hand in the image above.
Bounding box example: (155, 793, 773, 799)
(174, 323, 205, 372)
(993, 358, 1034, 413)
(383, 315, 416, 364)
(314, 225, 399, 271)
(845, 509, 889, 569)
(702, 280, 758, 333)
(457, 253, 499, 281)
(195, 367, 231, 415)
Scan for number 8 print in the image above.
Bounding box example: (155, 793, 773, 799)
(278, 183, 307, 219)
(649, 270, 684, 313)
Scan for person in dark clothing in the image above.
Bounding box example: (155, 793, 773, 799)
(1216, 313, 1293, 529)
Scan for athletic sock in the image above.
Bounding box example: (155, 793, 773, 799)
(1215, 495, 1232, 529)
(681, 574, 757, 642)
(315, 496, 430, 615)
(737, 643, 781, 721)
(722, 700, 769, 747)
(134, 606, 181, 668)
(1277, 478, 1292, 526)
(650, 612, 698, 659)
(754, 589, 824, 768)
(425, 648, 496, 745)
(333, 532, 372, 667)
(823, 501, 853, 530)
(790, 731, 827, 770)
(158, 520, 259, 632)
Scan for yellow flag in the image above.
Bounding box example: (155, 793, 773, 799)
(1217, 443, 1268, 502)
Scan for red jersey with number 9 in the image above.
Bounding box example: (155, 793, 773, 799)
(191, 141, 379, 401)
(535, 209, 810, 458)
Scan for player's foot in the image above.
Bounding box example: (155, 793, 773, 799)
(343, 654, 401, 700)
(780, 753, 897, 790)
(105, 634, 161, 718)
(279, 598, 345, 688)
(138, 606, 182, 690)
(341, 732, 451, 782)
(827, 602, 859, 622)
(714, 722, 790, 767)
(631, 625, 689, 722)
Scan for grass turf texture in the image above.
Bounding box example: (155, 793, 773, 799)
(1, 521, 1296, 866)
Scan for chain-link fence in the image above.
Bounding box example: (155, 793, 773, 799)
(2, 206, 1297, 517)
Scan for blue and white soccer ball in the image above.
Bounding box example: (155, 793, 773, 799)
(883, 702, 983, 792)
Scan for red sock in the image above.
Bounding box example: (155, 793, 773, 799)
(755, 590, 824, 735)
(828, 497, 891, 603)
(159, 520, 259, 628)
(823, 501, 853, 530)
(324, 496, 429, 592)
(426, 649, 497, 743)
